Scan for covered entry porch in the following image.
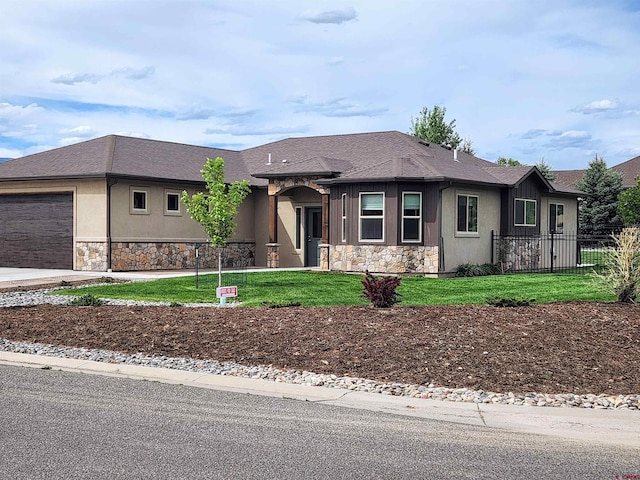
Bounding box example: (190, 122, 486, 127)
(265, 177, 330, 269)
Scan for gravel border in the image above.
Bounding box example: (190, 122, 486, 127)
(1, 288, 638, 411)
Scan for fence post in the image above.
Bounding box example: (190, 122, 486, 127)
(550, 232, 554, 273)
(491, 230, 494, 264)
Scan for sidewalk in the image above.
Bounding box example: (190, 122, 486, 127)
(1, 351, 638, 448)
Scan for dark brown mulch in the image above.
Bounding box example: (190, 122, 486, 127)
(1, 302, 639, 395)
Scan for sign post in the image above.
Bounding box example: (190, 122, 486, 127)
(216, 286, 238, 305)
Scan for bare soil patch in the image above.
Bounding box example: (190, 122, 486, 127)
(1, 302, 639, 395)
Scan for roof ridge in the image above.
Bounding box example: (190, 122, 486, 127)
(105, 135, 116, 173)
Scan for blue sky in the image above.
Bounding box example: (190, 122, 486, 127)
(1, 0, 639, 169)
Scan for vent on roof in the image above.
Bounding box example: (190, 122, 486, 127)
(454, 149, 458, 162)
(418, 140, 430, 147)
(267, 153, 272, 165)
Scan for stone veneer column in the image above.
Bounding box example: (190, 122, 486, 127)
(266, 243, 280, 268)
(75, 241, 109, 271)
(319, 244, 330, 270)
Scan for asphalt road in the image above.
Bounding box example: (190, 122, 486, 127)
(0, 365, 637, 479)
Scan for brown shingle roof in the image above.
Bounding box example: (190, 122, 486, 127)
(0, 135, 253, 185)
(0, 130, 580, 195)
(553, 169, 586, 189)
(611, 155, 640, 188)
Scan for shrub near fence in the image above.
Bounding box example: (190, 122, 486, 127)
(491, 231, 617, 274)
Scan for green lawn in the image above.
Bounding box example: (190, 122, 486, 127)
(52, 270, 615, 307)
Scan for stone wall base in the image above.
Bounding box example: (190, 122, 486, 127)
(76, 242, 109, 271)
(330, 245, 439, 274)
(496, 237, 541, 272)
(110, 241, 255, 272)
(266, 243, 280, 268)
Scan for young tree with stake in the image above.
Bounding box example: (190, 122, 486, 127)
(182, 157, 250, 289)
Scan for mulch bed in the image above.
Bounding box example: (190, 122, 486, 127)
(1, 301, 639, 395)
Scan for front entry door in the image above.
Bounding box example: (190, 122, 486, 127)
(305, 207, 322, 267)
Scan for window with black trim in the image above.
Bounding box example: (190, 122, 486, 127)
(165, 191, 181, 215)
(131, 188, 149, 214)
(515, 198, 536, 226)
(359, 192, 384, 241)
(457, 194, 478, 233)
(549, 203, 564, 233)
(402, 192, 422, 242)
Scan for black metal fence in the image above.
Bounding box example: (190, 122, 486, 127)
(491, 231, 618, 274)
(193, 243, 250, 289)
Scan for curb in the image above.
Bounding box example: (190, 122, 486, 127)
(2, 351, 639, 448)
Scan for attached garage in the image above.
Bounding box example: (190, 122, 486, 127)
(0, 193, 73, 269)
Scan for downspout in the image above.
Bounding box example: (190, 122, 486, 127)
(438, 181, 453, 273)
(106, 177, 118, 272)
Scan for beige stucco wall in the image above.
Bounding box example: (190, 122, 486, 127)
(0, 178, 107, 241)
(252, 188, 269, 267)
(276, 187, 322, 268)
(540, 196, 578, 234)
(110, 180, 256, 242)
(539, 195, 579, 269)
(441, 186, 501, 272)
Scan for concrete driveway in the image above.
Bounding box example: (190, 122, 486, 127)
(0, 267, 213, 289)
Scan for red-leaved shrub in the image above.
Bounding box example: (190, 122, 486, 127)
(361, 270, 401, 308)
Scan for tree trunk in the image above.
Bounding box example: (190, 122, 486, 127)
(218, 248, 222, 288)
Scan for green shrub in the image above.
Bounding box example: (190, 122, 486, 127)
(486, 296, 534, 307)
(361, 271, 401, 308)
(455, 263, 501, 277)
(67, 294, 104, 306)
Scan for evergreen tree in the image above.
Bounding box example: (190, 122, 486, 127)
(576, 155, 623, 235)
(535, 158, 556, 181)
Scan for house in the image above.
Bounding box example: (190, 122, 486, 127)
(555, 155, 640, 190)
(0, 131, 580, 274)
(612, 155, 640, 189)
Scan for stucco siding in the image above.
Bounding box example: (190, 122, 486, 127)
(441, 186, 501, 272)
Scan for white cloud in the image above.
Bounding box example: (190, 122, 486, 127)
(51, 66, 155, 85)
(298, 7, 357, 24)
(572, 99, 620, 114)
(0, 1, 639, 168)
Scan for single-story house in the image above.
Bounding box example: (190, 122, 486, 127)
(555, 155, 640, 190)
(0, 131, 580, 274)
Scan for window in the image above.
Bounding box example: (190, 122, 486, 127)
(295, 207, 302, 249)
(130, 188, 149, 214)
(515, 198, 536, 226)
(549, 203, 564, 233)
(359, 192, 384, 241)
(457, 194, 478, 233)
(164, 191, 181, 215)
(402, 192, 422, 242)
(341, 193, 347, 242)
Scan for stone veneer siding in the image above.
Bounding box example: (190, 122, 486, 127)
(76, 242, 109, 271)
(496, 237, 541, 272)
(329, 245, 439, 274)
(110, 241, 255, 271)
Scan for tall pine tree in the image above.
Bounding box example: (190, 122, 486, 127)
(576, 155, 623, 235)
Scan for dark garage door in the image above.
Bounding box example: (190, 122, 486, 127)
(0, 193, 73, 269)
